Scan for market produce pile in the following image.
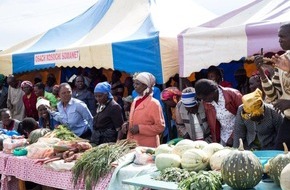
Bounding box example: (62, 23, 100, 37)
(42, 125, 84, 141)
(152, 138, 290, 190)
(2, 125, 140, 189)
(72, 139, 138, 190)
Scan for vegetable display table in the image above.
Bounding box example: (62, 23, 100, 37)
(0, 152, 112, 190)
(122, 172, 282, 190)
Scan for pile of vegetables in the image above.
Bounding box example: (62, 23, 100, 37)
(153, 138, 278, 190)
(72, 139, 137, 190)
(44, 125, 82, 141)
(155, 167, 191, 183)
(154, 167, 223, 190)
(129, 137, 290, 190)
(34, 141, 92, 164)
(268, 143, 290, 186)
(178, 170, 223, 190)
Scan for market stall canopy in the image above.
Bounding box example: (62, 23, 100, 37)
(178, 0, 290, 78)
(0, 0, 252, 84)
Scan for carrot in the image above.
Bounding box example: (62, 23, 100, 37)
(62, 150, 70, 159)
(68, 151, 75, 157)
(64, 154, 76, 163)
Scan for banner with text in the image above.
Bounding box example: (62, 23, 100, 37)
(34, 50, 80, 65)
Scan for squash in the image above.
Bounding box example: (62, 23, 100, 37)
(221, 139, 263, 189)
(191, 140, 208, 149)
(155, 153, 181, 171)
(209, 148, 232, 171)
(172, 139, 196, 157)
(281, 163, 290, 190)
(268, 143, 290, 186)
(181, 149, 209, 172)
(28, 128, 51, 144)
(155, 144, 174, 156)
(202, 143, 224, 158)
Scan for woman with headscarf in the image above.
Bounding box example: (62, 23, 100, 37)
(161, 87, 182, 121)
(91, 82, 124, 145)
(37, 98, 59, 130)
(21, 80, 38, 121)
(160, 87, 182, 140)
(122, 72, 165, 148)
(233, 89, 283, 150)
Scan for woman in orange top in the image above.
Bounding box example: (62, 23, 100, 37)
(123, 72, 165, 148)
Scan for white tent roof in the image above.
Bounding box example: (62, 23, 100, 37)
(178, 0, 290, 77)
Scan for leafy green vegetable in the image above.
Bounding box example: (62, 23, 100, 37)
(72, 140, 137, 190)
(178, 170, 223, 190)
(155, 167, 193, 183)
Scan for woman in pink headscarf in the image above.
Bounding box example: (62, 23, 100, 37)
(161, 87, 182, 121)
(122, 72, 165, 147)
(21, 81, 38, 121)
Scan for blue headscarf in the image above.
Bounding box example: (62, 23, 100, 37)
(94, 82, 113, 99)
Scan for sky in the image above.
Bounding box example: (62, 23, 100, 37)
(0, 0, 253, 51)
(0, 0, 98, 50)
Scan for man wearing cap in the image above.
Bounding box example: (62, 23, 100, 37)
(0, 74, 8, 109)
(175, 87, 211, 142)
(233, 89, 283, 150)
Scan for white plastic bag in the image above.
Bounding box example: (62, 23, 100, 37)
(133, 147, 154, 165)
(3, 137, 27, 154)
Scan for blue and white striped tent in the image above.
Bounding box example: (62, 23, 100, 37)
(0, 0, 249, 83)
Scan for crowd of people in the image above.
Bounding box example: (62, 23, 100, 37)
(1, 23, 290, 150)
(160, 23, 290, 150)
(0, 70, 166, 148)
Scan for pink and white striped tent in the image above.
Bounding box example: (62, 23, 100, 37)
(178, 0, 290, 77)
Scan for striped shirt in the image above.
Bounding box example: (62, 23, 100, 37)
(261, 50, 290, 118)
